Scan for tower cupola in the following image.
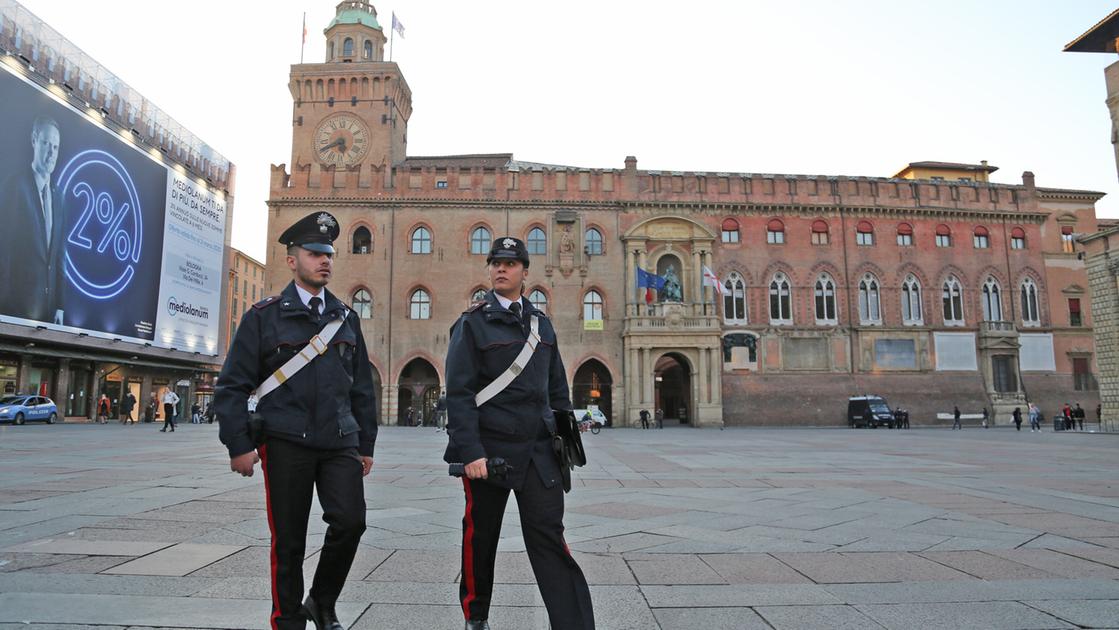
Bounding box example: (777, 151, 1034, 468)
(324, 1, 387, 63)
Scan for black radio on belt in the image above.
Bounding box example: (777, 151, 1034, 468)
(448, 457, 512, 480)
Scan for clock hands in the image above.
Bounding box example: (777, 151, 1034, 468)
(318, 137, 348, 153)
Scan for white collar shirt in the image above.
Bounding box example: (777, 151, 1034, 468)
(494, 293, 523, 312)
(294, 285, 326, 314)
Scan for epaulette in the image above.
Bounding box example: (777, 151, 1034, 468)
(464, 301, 485, 314)
(251, 296, 281, 310)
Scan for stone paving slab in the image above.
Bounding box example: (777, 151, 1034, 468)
(917, 550, 1058, 580)
(698, 553, 813, 584)
(772, 551, 976, 583)
(102, 543, 244, 576)
(1023, 599, 1119, 628)
(754, 604, 889, 630)
(854, 601, 1074, 629)
(1, 538, 171, 556)
(652, 607, 772, 630)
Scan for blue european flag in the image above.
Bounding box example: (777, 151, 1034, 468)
(636, 268, 666, 290)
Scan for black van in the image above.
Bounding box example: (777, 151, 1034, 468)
(848, 395, 894, 428)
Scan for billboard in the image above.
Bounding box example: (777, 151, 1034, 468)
(0, 63, 226, 355)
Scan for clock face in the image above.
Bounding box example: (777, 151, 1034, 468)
(313, 114, 370, 167)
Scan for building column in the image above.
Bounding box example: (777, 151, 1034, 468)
(383, 384, 399, 426)
(692, 248, 702, 314)
(704, 250, 715, 315)
(56, 358, 70, 418)
(626, 248, 636, 315)
(711, 347, 722, 405)
(642, 347, 653, 407)
(17, 354, 32, 395)
(698, 346, 708, 404)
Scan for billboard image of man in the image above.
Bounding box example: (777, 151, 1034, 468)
(0, 116, 67, 324)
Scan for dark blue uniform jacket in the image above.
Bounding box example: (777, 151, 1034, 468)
(214, 282, 378, 458)
(444, 290, 572, 490)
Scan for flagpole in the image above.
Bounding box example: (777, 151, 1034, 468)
(389, 12, 395, 62)
(300, 12, 306, 64)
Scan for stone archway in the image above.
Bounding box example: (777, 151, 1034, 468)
(572, 359, 614, 426)
(655, 352, 693, 424)
(397, 358, 440, 426)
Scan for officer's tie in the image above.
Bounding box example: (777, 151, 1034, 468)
(309, 296, 323, 324)
(509, 301, 527, 337)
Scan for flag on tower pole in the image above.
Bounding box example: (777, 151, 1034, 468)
(636, 268, 665, 305)
(703, 266, 725, 296)
(300, 12, 307, 63)
(392, 12, 406, 38)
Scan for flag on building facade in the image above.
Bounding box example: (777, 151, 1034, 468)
(636, 268, 665, 305)
(703, 266, 725, 296)
(392, 12, 405, 38)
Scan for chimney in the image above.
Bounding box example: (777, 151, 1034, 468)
(1022, 171, 1035, 192)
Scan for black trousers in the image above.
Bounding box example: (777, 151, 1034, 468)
(162, 404, 176, 430)
(260, 438, 367, 630)
(459, 459, 595, 629)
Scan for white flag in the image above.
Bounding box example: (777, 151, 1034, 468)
(703, 266, 725, 296)
(392, 12, 405, 38)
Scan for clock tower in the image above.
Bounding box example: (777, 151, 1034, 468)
(288, 1, 411, 186)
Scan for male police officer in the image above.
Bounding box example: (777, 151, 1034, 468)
(445, 237, 595, 630)
(214, 212, 377, 630)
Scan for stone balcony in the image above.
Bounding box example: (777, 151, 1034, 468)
(624, 302, 721, 335)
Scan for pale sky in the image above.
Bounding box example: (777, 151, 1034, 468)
(18, 0, 1119, 262)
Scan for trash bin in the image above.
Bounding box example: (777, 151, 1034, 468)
(1053, 415, 1064, 431)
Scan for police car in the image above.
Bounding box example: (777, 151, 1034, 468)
(0, 395, 59, 425)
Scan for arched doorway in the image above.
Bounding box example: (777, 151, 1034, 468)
(397, 358, 440, 426)
(655, 353, 692, 424)
(572, 359, 613, 426)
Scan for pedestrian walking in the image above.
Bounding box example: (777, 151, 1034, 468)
(1074, 403, 1085, 431)
(436, 395, 448, 431)
(96, 394, 110, 424)
(121, 391, 136, 424)
(1062, 403, 1073, 431)
(160, 389, 179, 432)
(981, 407, 989, 429)
(191, 402, 201, 424)
(952, 405, 961, 430)
(405, 406, 413, 427)
(444, 236, 595, 630)
(1097, 403, 1102, 426)
(214, 211, 377, 630)
(1012, 407, 1022, 431)
(1028, 403, 1041, 432)
(655, 408, 664, 429)
(639, 409, 650, 430)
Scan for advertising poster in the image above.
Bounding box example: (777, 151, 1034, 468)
(0, 64, 226, 354)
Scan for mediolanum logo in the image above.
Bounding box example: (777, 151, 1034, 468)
(167, 297, 209, 320)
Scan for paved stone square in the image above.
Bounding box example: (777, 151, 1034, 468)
(1, 423, 1118, 629)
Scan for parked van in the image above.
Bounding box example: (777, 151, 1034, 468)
(848, 395, 894, 428)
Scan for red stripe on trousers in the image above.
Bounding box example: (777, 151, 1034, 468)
(461, 477, 476, 620)
(260, 445, 281, 630)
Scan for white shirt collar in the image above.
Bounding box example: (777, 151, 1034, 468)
(294, 284, 326, 312)
(494, 292, 522, 311)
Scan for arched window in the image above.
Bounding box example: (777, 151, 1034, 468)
(470, 227, 492, 255)
(529, 288, 548, 313)
(935, 224, 952, 247)
(721, 218, 740, 243)
(363, 39, 373, 60)
(942, 276, 964, 325)
(766, 218, 785, 244)
(409, 289, 431, 320)
(526, 227, 547, 255)
(723, 272, 747, 323)
(470, 288, 487, 303)
(856, 220, 875, 246)
(858, 273, 881, 324)
(583, 290, 603, 321)
(901, 274, 923, 325)
(811, 219, 829, 245)
(1010, 226, 1026, 250)
(814, 273, 837, 324)
(982, 276, 1002, 321)
(896, 223, 913, 246)
(1020, 278, 1040, 326)
(973, 226, 990, 249)
(769, 272, 792, 324)
(352, 226, 372, 254)
(410, 226, 432, 254)
(342, 38, 354, 57)
(585, 227, 604, 255)
(352, 289, 372, 319)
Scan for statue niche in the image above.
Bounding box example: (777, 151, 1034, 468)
(657, 255, 684, 303)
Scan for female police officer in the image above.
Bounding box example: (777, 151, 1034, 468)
(444, 237, 595, 630)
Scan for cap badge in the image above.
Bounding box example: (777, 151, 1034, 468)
(316, 213, 337, 233)
(503, 238, 516, 248)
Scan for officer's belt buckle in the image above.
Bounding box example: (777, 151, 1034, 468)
(308, 335, 328, 355)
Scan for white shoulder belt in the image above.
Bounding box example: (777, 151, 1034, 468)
(248, 316, 346, 411)
(474, 315, 540, 407)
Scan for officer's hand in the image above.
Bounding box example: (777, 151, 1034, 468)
(230, 451, 260, 477)
(361, 456, 373, 477)
(465, 457, 488, 479)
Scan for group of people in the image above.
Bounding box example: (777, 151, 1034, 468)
(214, 215, 595, 630)
(953, 402, 1099, 432)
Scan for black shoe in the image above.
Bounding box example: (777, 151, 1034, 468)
(159, 428, 166, 432)
(303, 595, 344, 630)
(465, 621, 490, 630)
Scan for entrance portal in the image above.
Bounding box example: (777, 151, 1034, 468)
(398, 358, 440, 426)
(572, 359, 613, 426)
(655, 353, 692, 424)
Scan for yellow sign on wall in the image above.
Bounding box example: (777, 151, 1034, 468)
(584, 320, 604, 331)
